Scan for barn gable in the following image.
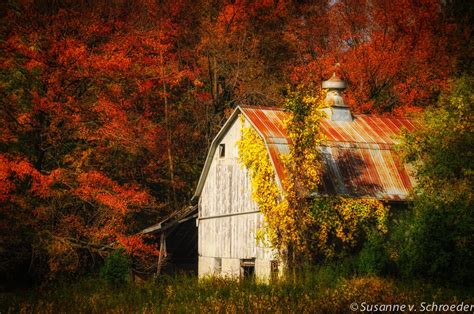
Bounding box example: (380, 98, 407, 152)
(196, 112, 276, 278)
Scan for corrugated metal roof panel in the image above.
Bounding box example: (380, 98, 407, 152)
(241, 106, 289, 143)
(240, 106, 416, 201)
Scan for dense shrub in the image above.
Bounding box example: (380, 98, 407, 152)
(396, 77, 474, 285)
(389, 200, 474, 285)
(100, 249, 131, 285)
(356, 231, 389, 276)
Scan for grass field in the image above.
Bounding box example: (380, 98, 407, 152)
(2, 266, 473, 313)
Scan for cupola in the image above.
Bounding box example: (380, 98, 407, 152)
(321, 66, 352, 122)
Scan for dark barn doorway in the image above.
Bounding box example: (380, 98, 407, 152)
(142, 205, 198, 276)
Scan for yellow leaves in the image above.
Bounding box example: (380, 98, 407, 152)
(302, 95, 319, 105)
(311, 197, 389, 260)
(237, 124, 285, 249)
(281, 89, 327, 258)
(238, 88, 388, 263)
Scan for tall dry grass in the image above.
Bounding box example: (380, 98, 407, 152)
(2, 266, 473, 313)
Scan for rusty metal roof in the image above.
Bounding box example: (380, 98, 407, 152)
(193, 105, 417, 202)
(239, 106, 417, 201)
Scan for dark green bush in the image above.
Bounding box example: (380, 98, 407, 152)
(395, 76, 474, 285)
(392, 196, 474, 285)
(100, 249, 131, 285)
(356, 231, 389, 276)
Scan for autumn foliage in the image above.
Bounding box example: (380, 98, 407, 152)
(0, 1, 206, 280)
(0, 0, 470, 283)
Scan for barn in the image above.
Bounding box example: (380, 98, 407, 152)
(192, 74, 417, 280)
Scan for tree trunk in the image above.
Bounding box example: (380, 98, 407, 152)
(160, 48, 177, 208)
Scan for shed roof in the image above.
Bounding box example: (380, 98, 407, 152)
(193, 105, 417, 202)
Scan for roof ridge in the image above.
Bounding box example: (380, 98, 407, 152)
(240, 105, 415, 121)
(239, 105, 285, 111)
(353, 113, 415, 121)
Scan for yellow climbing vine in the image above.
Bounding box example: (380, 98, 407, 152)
(238, 87, 389, 265)
(310, 197, 388, 260)
(236, 117, 287, 251)
(281, 90, 327, 261)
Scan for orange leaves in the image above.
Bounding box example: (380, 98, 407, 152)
(0, 156, 16, 202)
(1, 1, 201, 279)
(288, 0, 455, 115)
(55, 38, 88, 68)
(117, 234, 159, 258)
(10, 160, 37, 179)
(0, 155, 36, 198)
(1, 155, 64, 198)
(217, 3, 248, 34)
(140, 80, 154, 92)
(91, 98, 159, 154)
(74, 171, 151, 214)
(90, 53, 132, 73)
(30, 169, 62, 198)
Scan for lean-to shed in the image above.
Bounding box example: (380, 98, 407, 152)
(193, 74, 417, 280)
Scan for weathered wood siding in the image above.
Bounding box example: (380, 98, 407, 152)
(198, 117, 274, 261)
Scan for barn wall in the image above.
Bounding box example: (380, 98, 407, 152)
(198, 116, 275, 278)
(199, 117, 257, 218)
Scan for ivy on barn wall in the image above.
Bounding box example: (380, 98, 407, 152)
(238, 87, 389, 266)
(236, 117, 286, 251)
(310, 197, 388, 260)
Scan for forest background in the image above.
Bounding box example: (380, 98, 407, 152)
(0, 0, 472, 291)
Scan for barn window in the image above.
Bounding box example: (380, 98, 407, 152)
(240, 258, 255, 279)
(219, 144, 225, 158)
(214, 257, 222, 274)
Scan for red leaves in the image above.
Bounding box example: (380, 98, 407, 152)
(0, 154, 63, 200)
(74, 171, 150, 214)
(0, 155, 37, 201)
(0, 0, 465, 280)
(0, 157, 16, 202)
(117, 234, 159, 258)
(140, 80, 154, 91)
(288, 0, 455, 115)
(90, 53, 132, 73)
(55, 39, 88, 67)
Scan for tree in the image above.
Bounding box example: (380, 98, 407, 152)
(0, 0, 470, 283)
(396, 76, 474, 284)
(288, 0, 459, 115)
(0, 0, 203, 281)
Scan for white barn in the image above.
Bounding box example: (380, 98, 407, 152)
(192, 75, 417, 280)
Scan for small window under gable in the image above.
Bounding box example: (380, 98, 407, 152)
(219, 143, 225, 158)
